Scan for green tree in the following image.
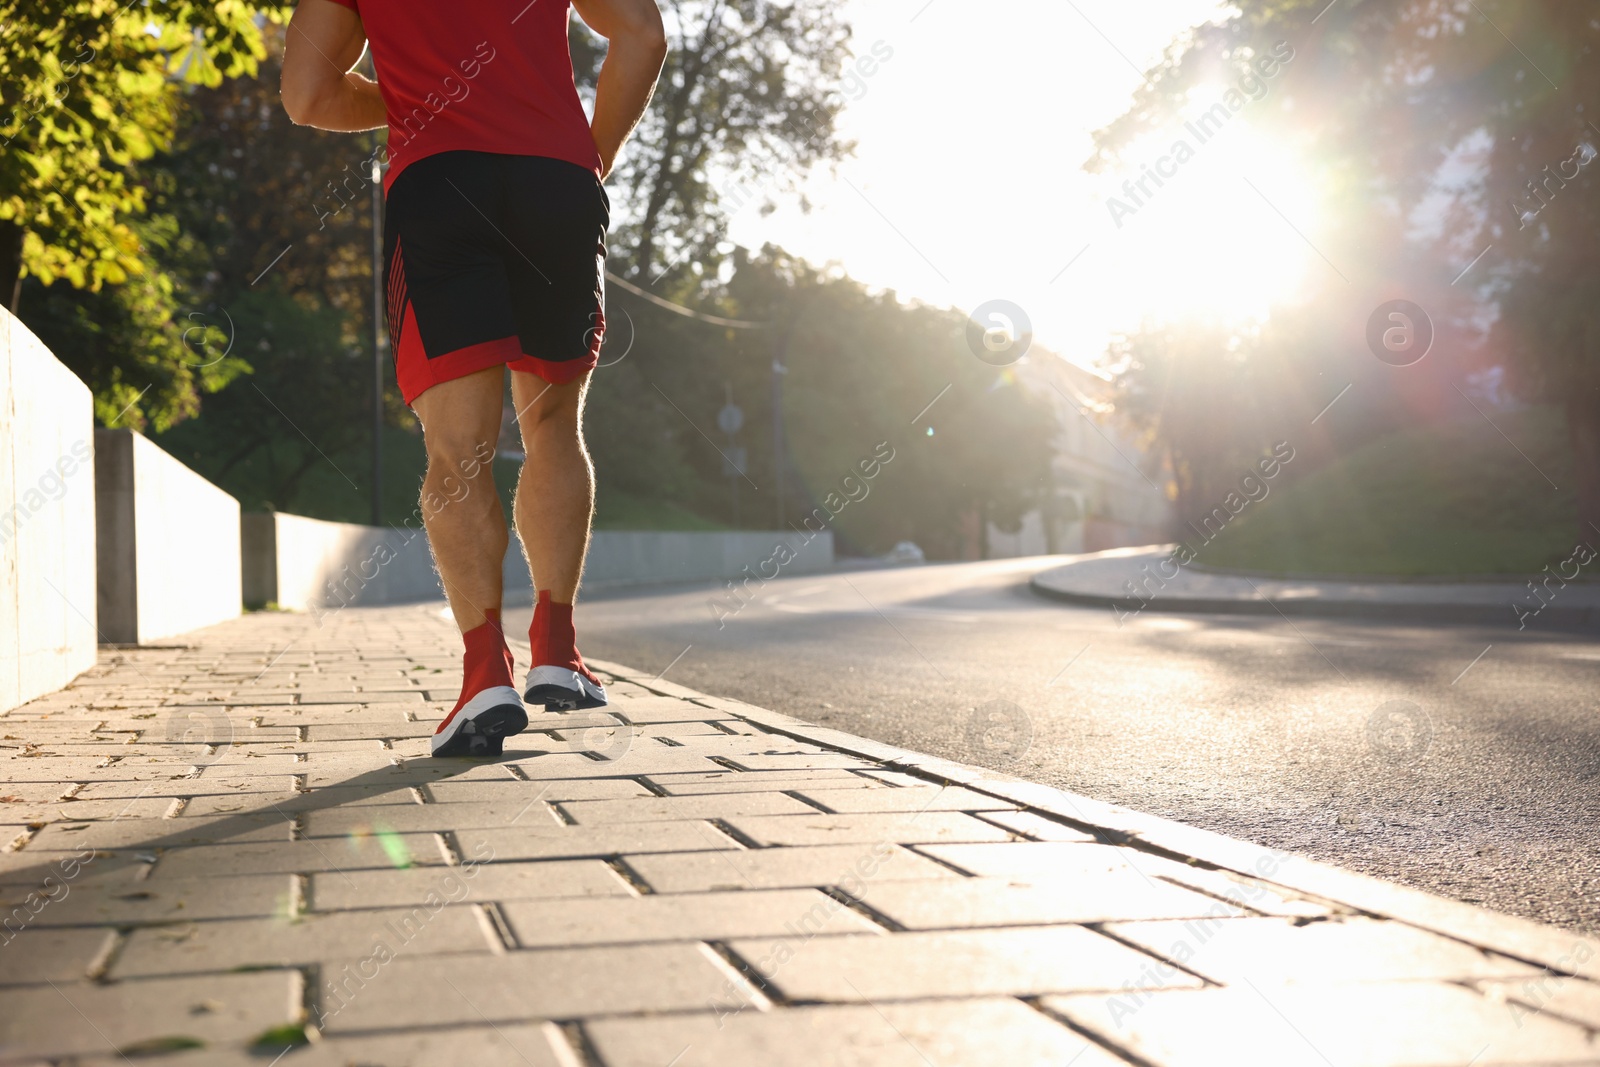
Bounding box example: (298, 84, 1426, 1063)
(581, 248, 1058, 556)
(1, 0, 287, 299)
(28, 23, 388, 503)
(1103, 320, 1266, 526)
(1091, 0, 1600, 538)
(136, 29, 392, 507)
(20, 214, 246, 430)
(719, 249, 1059, 557)
(568, 0, 861, 530)
(572, 0, 855, 286)
(3, 0, 288, 428)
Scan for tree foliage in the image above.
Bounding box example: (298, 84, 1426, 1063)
(14, 2, 1058, 555)
(133, 29, 388, 485)
(20, 213, 248, 430)
(4, 0, 288, 429)
(573, 0, 855, 287)
(1, 0, 288, 295)
(1093, 0, 1600, 537)
(596, 247, 1059, 556)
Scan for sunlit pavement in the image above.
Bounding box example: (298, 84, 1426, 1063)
(2, 603, 1597, 1064)
(534, 556, 1600, 936)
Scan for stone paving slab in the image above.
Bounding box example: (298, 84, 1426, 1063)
(553, 791, 821, 825)
(720, 811, 1020, 847)
(28, 813, 293, 850)
(644, 769, 895, 794)
(76, 1024, 575, 1067)
(1045, 983, 1600, 1066)
(315, 945, 761, 1033)
(421, 777, 651, 803)
(585, 998, 1135, 1067)
(1, 602, 1596, 1066)
(0, 873, 294, 926)
(308, 859, 632, 911)
(454, 819, 744, 862)
(848, 874, 1252, 928)
(1478, 974, 1600, 1030)
(500, 886, 881, 948)
(1106, 915, 1545, 985)
(621, 840, 965, 893)
(728, 924, 1208, 1002)
(790, 783, 1020, 814)
(0, 971, 300, 1060)
(0, 926, 115, 985)
(111, 905, 493, 979)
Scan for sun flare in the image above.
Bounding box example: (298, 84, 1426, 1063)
(1101, 117, 1326, 325)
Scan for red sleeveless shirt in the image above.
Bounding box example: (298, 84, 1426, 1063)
(323, 0, 601, 189)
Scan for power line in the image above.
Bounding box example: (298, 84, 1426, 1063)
(604, 270, 766, 330)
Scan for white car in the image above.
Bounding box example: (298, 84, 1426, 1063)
(884, 541, 926, 564)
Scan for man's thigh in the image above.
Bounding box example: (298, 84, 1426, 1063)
(412, 365, 506, 458)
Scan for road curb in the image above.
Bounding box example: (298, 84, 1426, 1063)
(1028, 571, 1600, 631)
(591, 656, 1600, 985)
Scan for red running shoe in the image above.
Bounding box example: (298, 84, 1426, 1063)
(523, 591, 608, 710)
(433, 610, 528, 757)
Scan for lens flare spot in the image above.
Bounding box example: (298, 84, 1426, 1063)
(376, 828, 412, 869)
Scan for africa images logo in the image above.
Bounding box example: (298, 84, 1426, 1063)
(1103, 41, 1295, 229)
(1366, 299, 1434, 367)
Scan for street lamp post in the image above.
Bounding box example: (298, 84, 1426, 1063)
(771, 318, 795, 529)
(369, 156, 385, 526)
(718, 383, 744, 528)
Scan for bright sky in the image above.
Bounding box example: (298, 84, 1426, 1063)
(725, 0, 1327, 371)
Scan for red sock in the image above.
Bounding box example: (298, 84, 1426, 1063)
(530, 590, 595, 679)
(451, 608, 514, 716)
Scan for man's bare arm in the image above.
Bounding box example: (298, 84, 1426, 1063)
(280, 0, 386, 131)
(572, 0, 668, 180)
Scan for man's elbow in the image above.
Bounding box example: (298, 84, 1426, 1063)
(645, 30, 669, 65)
(642, 16, 668, 55)
(280, 79, 326, 127)
(634, 28, 668, 73)
(626, 8, 668, 61)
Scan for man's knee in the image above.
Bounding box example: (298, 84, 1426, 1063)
(424, 432, 496, 475)
(422, 432, 498, 510)
(412, 366, 505, 476)
(514, 375, 585, 431)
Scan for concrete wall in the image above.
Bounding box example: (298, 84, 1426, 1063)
(987, 511, 1056, 558)
(244, 513, 836, 612)
(95, 430, 241, 644)
(0, 308, 98, 712)
(244, 511, 441, 611)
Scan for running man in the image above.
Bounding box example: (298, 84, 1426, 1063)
(281, 0, 667, 755)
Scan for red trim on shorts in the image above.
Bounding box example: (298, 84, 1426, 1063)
(393, 290, 603, 404)
(508, 351, 599, 385)
(506, 303, 603, 385)
(398, 328, 524, 405)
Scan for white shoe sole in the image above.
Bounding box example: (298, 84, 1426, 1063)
(523, 665, 607, 710)
(431, 685, 527, 757)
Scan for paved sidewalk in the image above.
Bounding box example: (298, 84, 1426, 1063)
(2, 604, 1598, 1066)
(1033, 546, 1600, 629)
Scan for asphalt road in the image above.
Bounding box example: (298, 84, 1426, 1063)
(507, 556, 1600, 935)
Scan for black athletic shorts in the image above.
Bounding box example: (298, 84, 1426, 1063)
(382, 151, 609, 404)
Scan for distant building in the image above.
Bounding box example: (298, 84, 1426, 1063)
(985, 353, 1171, 558)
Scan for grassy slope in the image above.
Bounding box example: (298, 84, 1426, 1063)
(1199, 406, 1583, 577)
(590, 490, 727, 531)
